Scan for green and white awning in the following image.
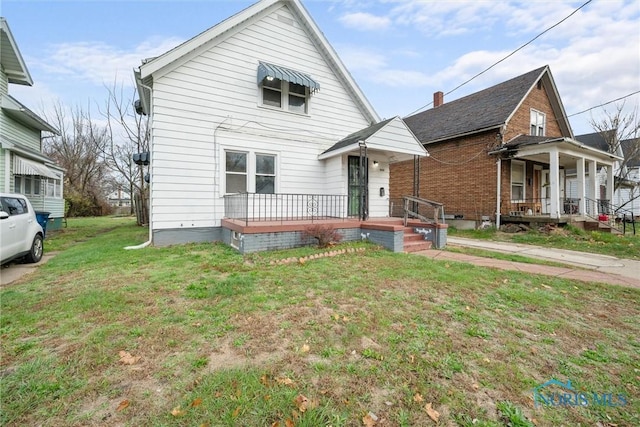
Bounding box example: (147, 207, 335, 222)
(257, 62, 320, 93)
(13, 156, 59, 179)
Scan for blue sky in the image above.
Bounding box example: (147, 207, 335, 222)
(2, 0, 639, 135)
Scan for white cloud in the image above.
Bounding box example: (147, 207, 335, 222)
(339, 12, 391, 31)
(31, 36, 184, 88)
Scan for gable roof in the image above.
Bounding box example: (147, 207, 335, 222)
(135, 0, 378, 123)
(404, 65, 573, 145)
(321, 118, 394, 155)
(318, 116, 428, 161)
(0, 17, 33, 86)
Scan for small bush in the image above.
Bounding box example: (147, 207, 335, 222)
(301, 224, 343, 248)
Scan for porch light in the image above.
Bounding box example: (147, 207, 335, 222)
(373, 160, 379, 167)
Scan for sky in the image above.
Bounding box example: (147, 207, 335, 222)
(2, 0, 639, 136)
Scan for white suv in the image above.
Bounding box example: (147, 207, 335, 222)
(0, 193, 44, 265)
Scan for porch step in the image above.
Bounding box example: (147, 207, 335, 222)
(403, 228, 432, 252)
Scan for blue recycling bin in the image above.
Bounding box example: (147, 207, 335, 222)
(35, 211, 51, 238)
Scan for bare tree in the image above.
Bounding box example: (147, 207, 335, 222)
(590, 102, 640, 211)
(98, 81, 150, 217)
(43, 102, 112, 216)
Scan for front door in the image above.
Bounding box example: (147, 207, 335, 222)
(348, 156, 368, 219)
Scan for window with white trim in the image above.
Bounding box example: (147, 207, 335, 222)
(511, 161, 526, 201)
(261, 78, 309, 114)
(45, 177, 62, 198)
(225, 151, 278, 194)
(225, 151, 247, 193)
(14, 175, 43, 196)
(530, 109, 546, 136)
(255, 154, 275, 194)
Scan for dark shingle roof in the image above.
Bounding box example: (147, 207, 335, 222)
(404, 66, 548, 144)
(575, 130, 615, 152)
(621, 138, 640, 168)
(321, 118, 394, 154)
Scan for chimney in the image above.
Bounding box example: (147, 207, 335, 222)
(433, 91, 444, 107)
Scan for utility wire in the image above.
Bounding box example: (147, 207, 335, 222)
(405, 0, 593, 117)
(567, 90, 640, 117)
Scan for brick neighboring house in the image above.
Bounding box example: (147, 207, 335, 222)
(391, 65, 622, 229)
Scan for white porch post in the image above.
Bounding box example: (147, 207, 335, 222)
(606, 165, 614, 212)
(549, 148, 560, 218)
(576, 158, 586, 215)
(587, 160, 597, 214)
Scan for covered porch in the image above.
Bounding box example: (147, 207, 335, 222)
(492, 136, 622, 225)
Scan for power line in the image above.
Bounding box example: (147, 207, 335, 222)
(567, 90, 640, 117)
(405, 0, 593, 117)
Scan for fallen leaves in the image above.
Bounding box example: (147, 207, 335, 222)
(171, 406, 185, 417)
(293, 394, 309, 412)
(116, 400, 129, 412)
(363, 411, 378, 426)
(425, 402, 440, 423)
(118, 350, 141, 365)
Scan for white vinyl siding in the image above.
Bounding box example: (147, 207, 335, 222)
(148, 4, 371, 230)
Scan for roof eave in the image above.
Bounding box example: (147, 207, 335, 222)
(1, 95, 59, 134)
(0, 18, 33, 86)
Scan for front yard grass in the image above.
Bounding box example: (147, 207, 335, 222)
(1, 217, 638, 426)
(449, 225, 640, 260)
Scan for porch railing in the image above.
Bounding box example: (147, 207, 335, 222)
(506, 198, 581, 216)
(585, 198, 636, 235)
(224, 193, 354, 226)
(401, 195, 445, 226)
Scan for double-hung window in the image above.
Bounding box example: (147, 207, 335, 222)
(256, 154, 275, 194)
(225, 152, 247, 193)
(261, 78, 309, 113)
(225, 151, 277, 194)
(511, 161, 525, 201)
(530, 109, 546, 136)
(257, 62, 319, 115)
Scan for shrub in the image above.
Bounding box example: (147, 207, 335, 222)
(301, 224, 343, 248)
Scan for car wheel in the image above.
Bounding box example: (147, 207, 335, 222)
(24, 234, 44, 264)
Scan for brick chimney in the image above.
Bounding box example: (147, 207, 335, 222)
(433, 91, 444, 107)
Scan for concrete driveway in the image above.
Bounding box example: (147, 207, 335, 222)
(0, 253, 56, 287)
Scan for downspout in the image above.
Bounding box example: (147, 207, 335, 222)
(495, 128, 505, 229)
(126, 79, 153, 250)
(496, 158, 501, 229)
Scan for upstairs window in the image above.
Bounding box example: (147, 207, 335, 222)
(260, 77, 309, 113)
(257, 62, 319, 115)
(530, 109, 546, 136)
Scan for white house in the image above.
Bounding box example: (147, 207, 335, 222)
(0, 18, 65, 230)
(575, 131, 640, 219)
(134, 0, 428, 251)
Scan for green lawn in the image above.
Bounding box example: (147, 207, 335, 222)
(449, 225, 640, 260)
(1, 217, 638, 426)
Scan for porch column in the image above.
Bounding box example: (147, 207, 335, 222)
(549, 148, 560, 219)
(576, 158, 586, 215)
(606, 164, 614, 213)
(587, 160, 597, 214)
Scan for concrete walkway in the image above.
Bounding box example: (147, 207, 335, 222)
(415, 237, 639, 288)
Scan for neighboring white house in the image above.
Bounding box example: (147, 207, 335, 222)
(575, 131, 640, 217)
(0, 18, 65, 230)
(134, 0, 427, 248)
